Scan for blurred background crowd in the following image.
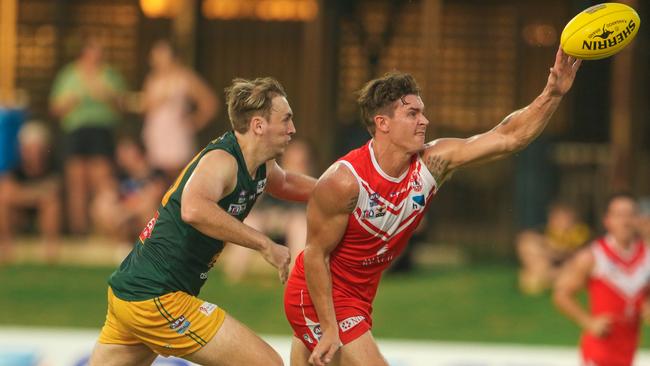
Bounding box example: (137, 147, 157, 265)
(0, 0, 650, 363)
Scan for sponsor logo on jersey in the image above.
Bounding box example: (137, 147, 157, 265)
(369, 193, 381, 207)
(412, 194, 425, 209)
(376, 244, 389, 255)
(362, 204, 386, 219)
(389, 187, 409, 198)
(339, 316, 365, 332)
(138, 211, 160, 243)
(256, 179, 267, 194)
(362, 252, 394, 266)
(237, 191, 248, 203)
(303, 333, 314, 344)
(169, 315, 191, 334)
(227, 203, 246, 215)
(199, 302, 218, 316)
(410, 171, 423, 192)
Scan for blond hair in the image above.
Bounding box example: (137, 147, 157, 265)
(225, 77, 287, 133)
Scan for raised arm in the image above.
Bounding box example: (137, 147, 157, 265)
(264, 159, 317, 202)
(303, 163, 358, 366)
(553, 248, 611, 337)
(421, 47, 581, 183)
(180, 150, 290, 283)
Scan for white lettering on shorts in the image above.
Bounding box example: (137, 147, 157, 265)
(339, 316, 365, 332)
(199, 302, 218, 316)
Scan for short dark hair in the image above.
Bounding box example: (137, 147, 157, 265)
(225, 77, 287, 133)
(357, 72, 420, 135)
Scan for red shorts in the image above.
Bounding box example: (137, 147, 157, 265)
(284, 287, 371, 351)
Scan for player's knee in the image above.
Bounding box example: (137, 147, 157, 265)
(266, 349, 284, 366)
(260, 351, 284, 366)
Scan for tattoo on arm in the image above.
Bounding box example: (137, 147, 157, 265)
(345, 195, 359, 212)
(425, 155, 450, 183)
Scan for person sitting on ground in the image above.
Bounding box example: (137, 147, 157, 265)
(0, 121, 61, 264)
(516, 201, 590, 295)
(92, 136, 167, 257)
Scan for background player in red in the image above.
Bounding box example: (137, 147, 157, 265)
(554, 193, 650, 366)
(284, 47, 581, 366)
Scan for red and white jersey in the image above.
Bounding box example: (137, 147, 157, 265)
(287, 140, 438, 310)
(581, 236, 650, 366)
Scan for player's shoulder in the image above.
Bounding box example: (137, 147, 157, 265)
(338, 141, 370, 164)
(311, 162, 359, 210)
(571, 245, 596, 270)
(196, 148, 238, 176)
(318, 162, 358, 193)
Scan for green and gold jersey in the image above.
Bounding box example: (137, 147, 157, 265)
(109, 131, 267, 301)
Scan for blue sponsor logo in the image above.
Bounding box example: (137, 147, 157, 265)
(412, 195, 425, 207)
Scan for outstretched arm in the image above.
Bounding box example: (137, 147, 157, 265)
(421, 47, 581, 183)
(180, 150, 290, 283)
(553, 248, 611, 337)
(304, 163, 358, 366)
(264, 159, 317, 202)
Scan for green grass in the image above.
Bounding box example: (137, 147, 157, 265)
(1, 264, 648, 347)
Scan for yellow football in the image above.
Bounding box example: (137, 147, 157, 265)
(561, 3, 640, 60)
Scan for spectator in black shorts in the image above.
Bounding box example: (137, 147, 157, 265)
(49, 36, 126, 235)
(0, 121, 61, 263)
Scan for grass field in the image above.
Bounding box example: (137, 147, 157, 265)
(2, 263, 649, 347)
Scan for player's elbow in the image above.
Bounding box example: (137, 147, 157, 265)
(180, 200, 200, 225)
(303, 245, 328, 266)
(552, 288, 569, 310)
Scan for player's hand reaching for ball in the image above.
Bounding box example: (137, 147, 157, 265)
(309, 331, 342, 366)
(260, 240, 290, 284)
(546, 46, 582, 97)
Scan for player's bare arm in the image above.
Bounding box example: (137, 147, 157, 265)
(264, 159, 317, 202)
(303, 163, 359, 366)
(421, 47, 581, 183)
(642, 297, 650, 325)
(181, 149, 290, 283)
(553, 249, 611, 337)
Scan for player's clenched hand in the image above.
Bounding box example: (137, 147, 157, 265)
(309, 331, 342, 366)
(586, 315, 612, 338)
(546, 46, 581, 97)
(260, 240, 290, 284)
